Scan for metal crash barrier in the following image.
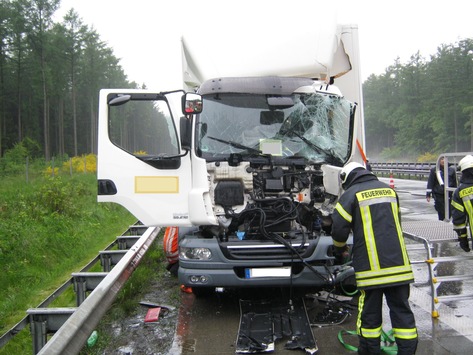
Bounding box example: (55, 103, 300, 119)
(36, 225, 159, 354)
(403, 220, 473, 318)
(0, 223, 159, 354)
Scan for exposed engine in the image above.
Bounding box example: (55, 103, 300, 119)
(205, 158, 337, 242)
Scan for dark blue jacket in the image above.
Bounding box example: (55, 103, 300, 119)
(331, 169, 414, 290)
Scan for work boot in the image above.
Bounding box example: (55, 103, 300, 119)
(458, 237, 470, 252)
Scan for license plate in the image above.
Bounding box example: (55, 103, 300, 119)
(245, 267, 291, 278)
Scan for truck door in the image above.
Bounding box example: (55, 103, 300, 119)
(97, 89, 192, 226)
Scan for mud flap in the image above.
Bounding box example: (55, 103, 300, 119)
(236, 298, 318, 354)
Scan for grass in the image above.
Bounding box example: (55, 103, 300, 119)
(77, 233, 179, 355)
(0, 165, 137, 354)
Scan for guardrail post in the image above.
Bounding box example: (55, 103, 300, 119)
(125, 225, 149, 235)
(30, 319, 47, 355)
(27, 308, 77, 354)
(116, 236, 140, 249)
(99, 250, 127, 272)
(72, 272, 108, 306)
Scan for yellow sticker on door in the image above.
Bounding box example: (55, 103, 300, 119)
(135, 176, 179, 193)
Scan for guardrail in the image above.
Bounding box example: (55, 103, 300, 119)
(0, 223, 159, 354)
(371, 162, 435, 180)
(37, 225, 159, 354)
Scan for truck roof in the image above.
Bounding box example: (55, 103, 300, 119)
(198, 76, 316, 96)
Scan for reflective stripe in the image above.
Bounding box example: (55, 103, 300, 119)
(356, 265, 413, 279)
(392, 201, 410, 265)
(360, 325, 382, 338)
(358, 196, 397, 207)
(464, 199, 473, 223)
(356, 290, 365, 336)
(392, 327, 418, 340)
(356, 273, 414, 288)
(452, 199, 464, 213)
(459, 186, 473, 198)
(333, 240, 347, 248)
(360, 205, 380, 271)
(356, 188, 396, 202)
(335, 203, 352, 223)
(453, 222, 467, 230)
(459, 186, 473, 221)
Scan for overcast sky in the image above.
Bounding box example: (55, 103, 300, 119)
(55, 0, 473, 90)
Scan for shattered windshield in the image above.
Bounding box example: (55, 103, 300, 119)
(196, 92, 353, 165)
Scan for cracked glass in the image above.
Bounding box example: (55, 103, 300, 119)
(196, 92, 353, 166)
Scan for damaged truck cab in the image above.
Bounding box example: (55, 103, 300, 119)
(97, 24, 365, 294)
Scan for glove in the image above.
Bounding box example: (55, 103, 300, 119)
(458, 236, 470, 252)
(333, 245, 350, 264)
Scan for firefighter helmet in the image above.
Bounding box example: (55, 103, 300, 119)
(459, 155, 473, 172)
(340, 162, 365, 184)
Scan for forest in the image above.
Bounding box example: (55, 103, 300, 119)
(1, 0, 472, 162)
(364, 38, 473, 161)
(0, 0, 136, 160)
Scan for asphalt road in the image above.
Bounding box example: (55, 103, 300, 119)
(168, 178, 473, 355)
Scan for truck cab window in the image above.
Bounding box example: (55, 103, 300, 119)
(108, 98, 179, 158)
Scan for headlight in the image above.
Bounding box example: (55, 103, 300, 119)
(180, 247, 212, 260)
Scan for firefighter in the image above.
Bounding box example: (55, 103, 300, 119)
(331, 162, 418, 355)
(451, 154, 473, 252)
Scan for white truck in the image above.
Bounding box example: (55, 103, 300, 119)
(97, 24, 364, 295)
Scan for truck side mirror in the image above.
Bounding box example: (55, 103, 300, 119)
(182, 93, 203, 115)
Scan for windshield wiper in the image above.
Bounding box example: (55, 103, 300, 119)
(207, 136, 263, 155)
(280, 129, 344, 165)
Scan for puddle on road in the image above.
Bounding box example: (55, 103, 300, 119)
(404, 238, 473, 344)
(408, 240, 473, 315)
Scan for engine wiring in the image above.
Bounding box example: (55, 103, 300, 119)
(224, 196, 336, 285)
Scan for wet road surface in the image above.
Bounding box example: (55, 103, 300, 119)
(169, 178, 473, 354)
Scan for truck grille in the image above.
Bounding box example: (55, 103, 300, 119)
(221, 241, 314, 260)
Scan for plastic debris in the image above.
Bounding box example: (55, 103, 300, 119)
(144, 307, 161, 323)
(87, 330, 98, 348)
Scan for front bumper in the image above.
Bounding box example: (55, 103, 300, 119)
(178, 235, 352, 288)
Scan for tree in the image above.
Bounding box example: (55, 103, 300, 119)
(0, 0, 10, 156)
(0, 0, 136, 159)
(62, 9, 87, 156)
(24, 0, 60, 160)
(78, 29, 130, 154)
(8, 0, 29, 145)
(364, 38, 473, 160)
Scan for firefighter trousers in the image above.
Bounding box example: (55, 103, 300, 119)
(357, 284, 418, 355)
